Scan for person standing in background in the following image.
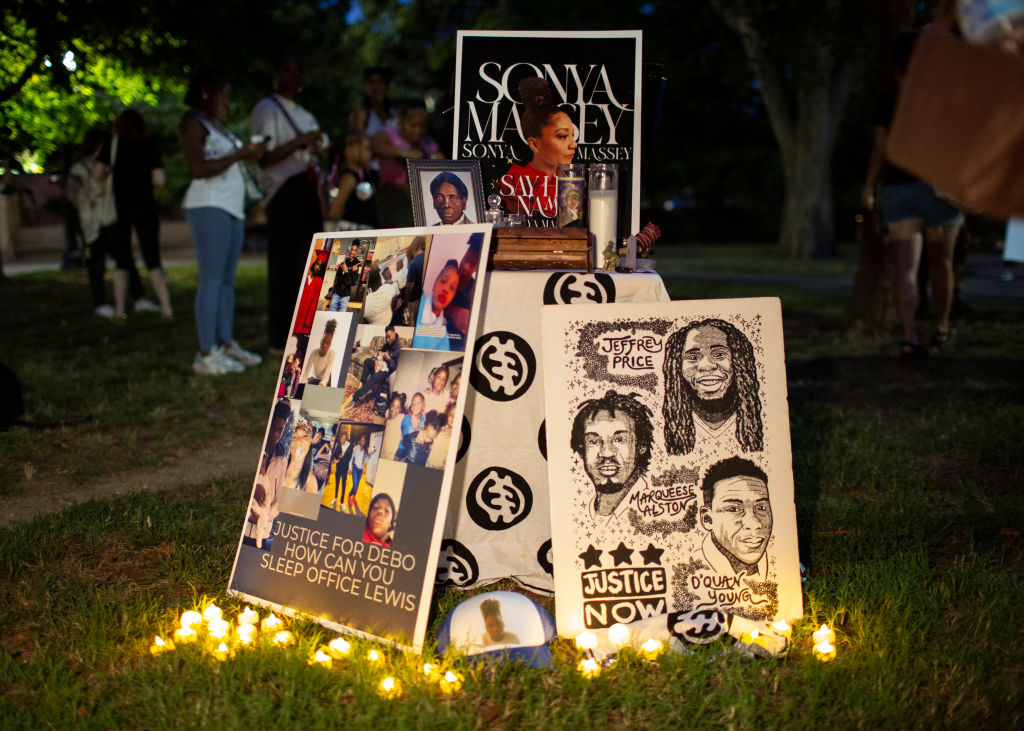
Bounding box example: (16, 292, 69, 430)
(179, 67, 265, 375)
(251, 56, 327, 352)
(110, 109, 173, 319)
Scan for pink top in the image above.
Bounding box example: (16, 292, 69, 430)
(378, 126, 439, 186)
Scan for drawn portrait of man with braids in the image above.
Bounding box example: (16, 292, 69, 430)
(662, 318, 764, 456)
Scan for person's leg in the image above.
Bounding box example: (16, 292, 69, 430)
(924, 221, 961, 340)
(86, 233, 109, 310)
(216, 215, 245, 348)
(186, 208, 231, 353)
(888, 218, 924, 350)
(110, 217, 135, 318)
(136, 207, 172, 317)
(266, 175, 321, 350)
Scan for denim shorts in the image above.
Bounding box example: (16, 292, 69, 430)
(881, 182, 963, 227)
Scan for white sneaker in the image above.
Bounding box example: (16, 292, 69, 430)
(193, 351, 233, 375)
(223, 340, 262, 367)
(134, 298, 161, 313)
(94, 304, 115, 318)
(211, 346, 245, 372)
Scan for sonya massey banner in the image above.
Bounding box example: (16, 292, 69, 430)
(454, 30, 642, 234)
(228, 224, 494, 653)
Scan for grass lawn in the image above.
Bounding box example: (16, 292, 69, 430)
(1, 248, 1021, 728)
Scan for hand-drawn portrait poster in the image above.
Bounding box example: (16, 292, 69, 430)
(453, 30, 642, 234)
(541, 298, 801, 639)
(228, 224, 494, 652)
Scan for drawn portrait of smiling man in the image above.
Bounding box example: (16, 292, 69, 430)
(698, 456, 772, 578)
(662, 318, 764, 455)
(570, 390, 653, 523)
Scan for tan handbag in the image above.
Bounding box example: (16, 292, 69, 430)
(886, 20, 1024, 220)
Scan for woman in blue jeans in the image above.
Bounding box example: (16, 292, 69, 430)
(179, 67, 266, 375)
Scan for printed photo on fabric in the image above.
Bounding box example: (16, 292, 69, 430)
(228, 224, 494, 652)
(540, 298, 801, 641)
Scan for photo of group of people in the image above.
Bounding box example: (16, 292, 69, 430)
(244, 227, 489, 554)
(231, 224, 493, 650)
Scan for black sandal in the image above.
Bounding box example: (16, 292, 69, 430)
(899, 340, 927, 358)
(931, 329, 952, 348)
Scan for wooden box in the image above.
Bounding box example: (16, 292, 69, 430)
(489, 227, 591, 271)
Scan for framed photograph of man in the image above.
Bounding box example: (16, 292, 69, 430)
(407, 160, 485, 227)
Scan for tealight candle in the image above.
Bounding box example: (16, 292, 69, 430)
(367, 649, 381, 662)
(212, 641, 229, 661)
(309, 649, 333, 668)
(439, 670, 463, 694)
(574, 631, 598, 650)
(262, 614, 283, 632)
(179, 610, 203, 630)
(174, 626, 197, 644)
(812, 624, 835, 646)
(207, 618, 230, 639)
(236, 623, 256, 645)
(422, 662, 439, 678)
(238, 607, 260, 625)
(203, 604, 223, 624)
(813, 641, 836, 662)
(328, 637, 351, 658)
(272, 630, 294, 646)
(378, 676, 400, 697)
(577, 657, 601, 678)
(149, 635, 172, 656)
(607, 623, 631, 648)
(771, 620, 792, 638)
(641, 638, 663, 660)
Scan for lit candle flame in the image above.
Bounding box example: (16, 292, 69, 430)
(813, 641, 836, 661)
(367, 649, 381, 662)
(422, 662, 439, 677)
(149, 635, 172, 655)
(261, 614, 283, 632)
(641, 638, 662, 659)
(179, 611, 202, 630)
(207, 618, 230, 639)
(607, 623, 630, 648)
(812, 624, 835, 646)
(309, 649, 333, 668)
(272, 630, 294, 646)
(238, 607, 260, 625)
(378, 676, 400, 697)
(174, 627, 197, 643)
(439, 670, 463, 694)
(212, 641, 229, 661)
(771, 620, 792, 637)
(328, 637, 351, 657)
(236, 623, 256, 645)
(577, 657, 601, 677)
(574, 631, 598, 650)
(202, 604, 223, 624)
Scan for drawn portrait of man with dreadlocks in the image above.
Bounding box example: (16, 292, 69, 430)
(662, 318, 764, 456)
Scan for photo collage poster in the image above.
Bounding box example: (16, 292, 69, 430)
(228, 223, 494, 652)
(453, 30, 642, 233)
(540, 298, 802, 640)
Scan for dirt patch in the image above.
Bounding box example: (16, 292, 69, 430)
(0, 440, 257, 529)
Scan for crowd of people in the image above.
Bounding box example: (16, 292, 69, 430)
(66, 58, 452, 375)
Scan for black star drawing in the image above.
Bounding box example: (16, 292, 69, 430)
(639, 543, 665, 565)
(609, 542, 634, 566)
(578, 545, 603, 569)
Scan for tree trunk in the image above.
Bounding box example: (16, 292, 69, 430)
(777, 86, 836, 259)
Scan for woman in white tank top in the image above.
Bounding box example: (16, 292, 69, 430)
(178, 67, 266, 375)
